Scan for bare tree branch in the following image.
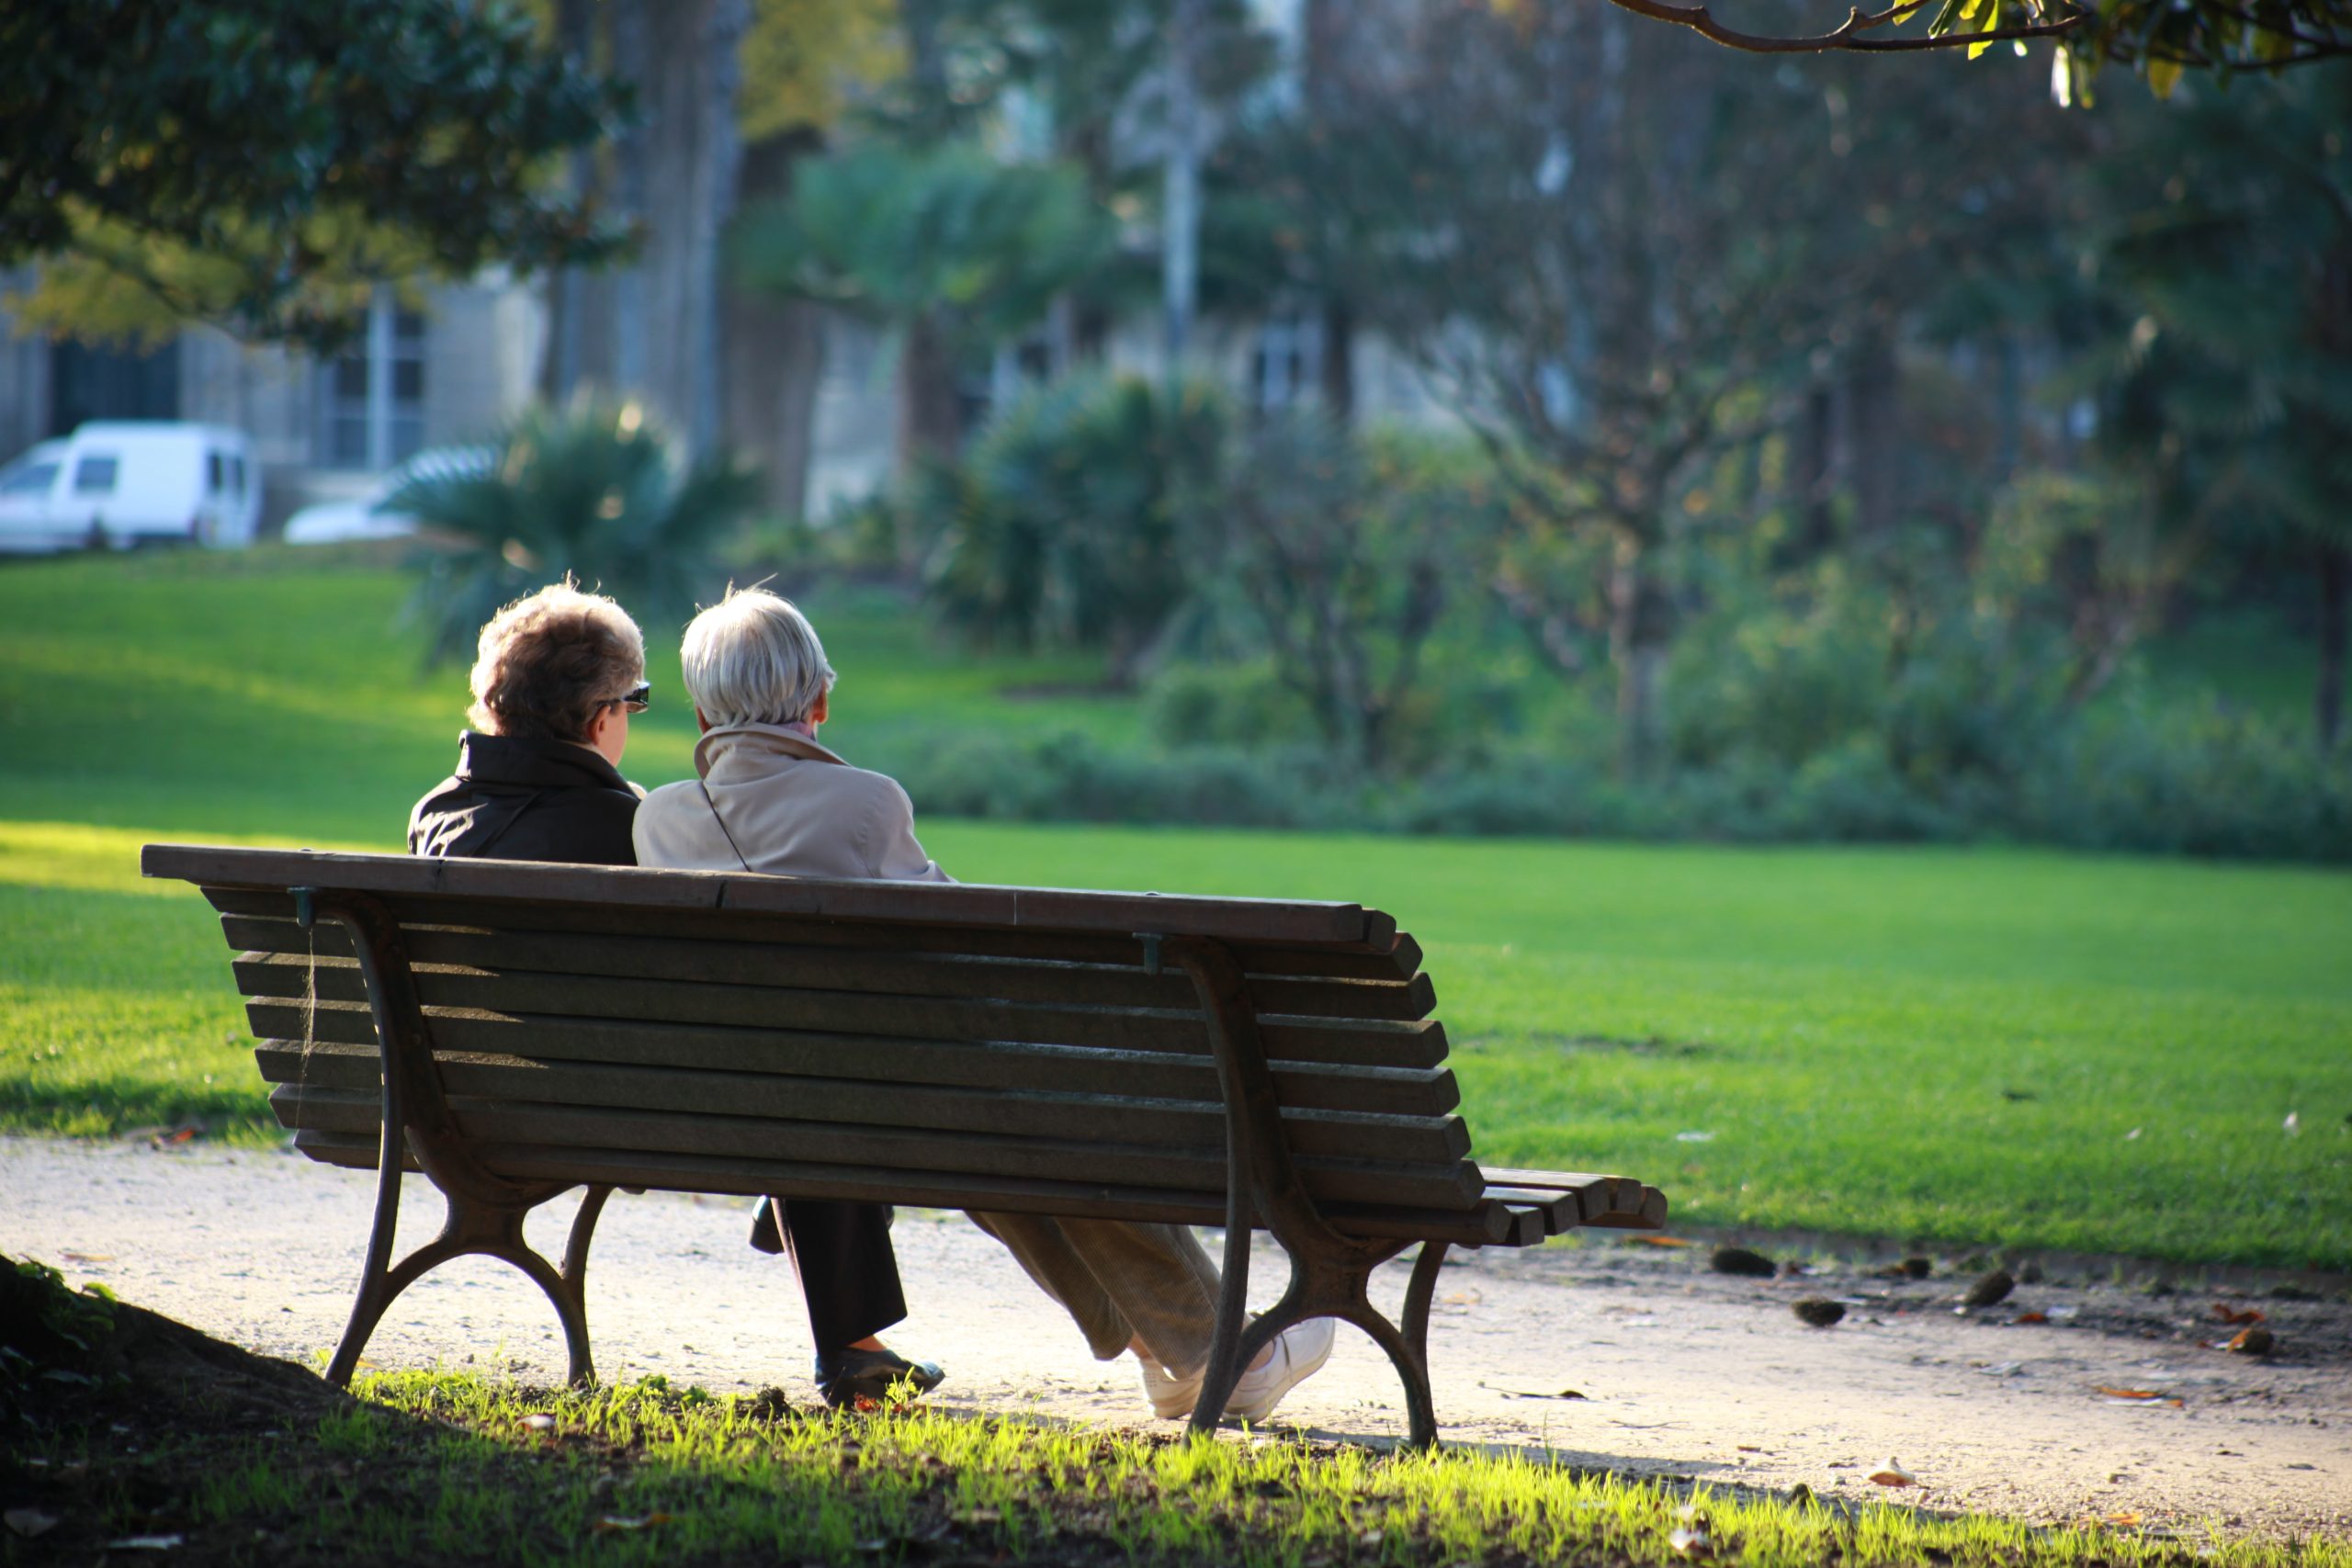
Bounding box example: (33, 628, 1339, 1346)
(1597, 0, 2087, 55)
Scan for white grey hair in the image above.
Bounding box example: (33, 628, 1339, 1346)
(679, 585, 837, 728)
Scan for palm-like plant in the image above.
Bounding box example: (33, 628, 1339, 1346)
(919, 374, 1225, 682)
(394, 398, 761, 665)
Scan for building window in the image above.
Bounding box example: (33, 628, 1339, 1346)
(320, 290, 426, 469)
(1250, 306, 1323, 414)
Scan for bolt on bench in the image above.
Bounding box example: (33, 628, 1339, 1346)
(144, 843, 1667, 1446)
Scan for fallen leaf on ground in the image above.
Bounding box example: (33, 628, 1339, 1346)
(1961, 1270, 2015, 1309)
(5, 1510, 59, 1540)
(1629, 1235, 1700, 1247)
(594, 1514, 673, 1534)
(2106, 1513, 2143, 1528)
(59, 1251, 113, 1264)
(2013, 1311, 2049, 1325)
(2097, 1387, 2185, 1406)
(1868, 1460, 1917, 1487)
(2210, 1303, 2265, 1325)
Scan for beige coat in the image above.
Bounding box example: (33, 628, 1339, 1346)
(632, 722, 948, 882)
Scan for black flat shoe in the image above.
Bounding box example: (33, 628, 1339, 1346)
(815, 1347, 944, 1410)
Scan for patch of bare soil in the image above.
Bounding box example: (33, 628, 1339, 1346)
(4, 1136, 2346, 1540)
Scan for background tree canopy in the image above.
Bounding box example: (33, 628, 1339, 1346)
(0, 0, 633, 351)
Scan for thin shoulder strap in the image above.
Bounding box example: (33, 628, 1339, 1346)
(697, 779, 755, 872)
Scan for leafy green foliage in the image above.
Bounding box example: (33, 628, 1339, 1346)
(395, 400, 762, 668)
(913, 374, 1223, 678)
(1183, 419, 1499, 771)
(0, 0, 631, 350)
(734, 142, 1115, 349)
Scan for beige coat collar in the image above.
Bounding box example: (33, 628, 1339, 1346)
(692, 721, 849, 780)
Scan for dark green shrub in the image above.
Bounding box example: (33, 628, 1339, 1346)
(915, 375, 1225, 681)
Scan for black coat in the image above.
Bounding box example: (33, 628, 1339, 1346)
(407, 731, 642, 865)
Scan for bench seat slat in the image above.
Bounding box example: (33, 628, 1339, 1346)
(1479, 1167, 1669, 1227)
(252, 1039, 1470, 1164)
(221, 916, 1437, 1022)
(268, 1085, 1485, 1213)
(245, 1009, 1459, 1119)
(284, 1129, 1540, 1248)
(204, 889, 1426, 983)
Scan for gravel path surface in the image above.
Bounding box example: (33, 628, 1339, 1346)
(6, 1135, 2346, 1537)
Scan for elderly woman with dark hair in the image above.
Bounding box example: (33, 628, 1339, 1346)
(408, 581, 941, 1410)
(636, 586, 1334, 1425)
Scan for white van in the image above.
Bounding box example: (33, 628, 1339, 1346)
(0, 422, 262, 554)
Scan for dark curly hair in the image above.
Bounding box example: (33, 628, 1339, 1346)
(466, 581, 646, 743)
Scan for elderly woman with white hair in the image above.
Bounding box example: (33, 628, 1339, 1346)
(635, 586, 1334, 1425)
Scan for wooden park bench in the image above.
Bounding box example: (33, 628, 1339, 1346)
(143, 843, 1667, 1446)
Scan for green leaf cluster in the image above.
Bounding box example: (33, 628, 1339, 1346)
(396, 398, 763, 667)
(0, 0, 633, 350)
(733, 141, 1116, 351)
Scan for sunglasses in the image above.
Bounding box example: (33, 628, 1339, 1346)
(606, 682, 651, 715)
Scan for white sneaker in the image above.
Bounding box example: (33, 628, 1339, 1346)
(1136, 1352, 1204, 1419)
(1225, 1318, 1336, 1424)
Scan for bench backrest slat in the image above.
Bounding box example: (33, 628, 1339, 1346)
(222, 914, 1435, 1021)
(205, 887, 1426, 983)
(254, 1038, 1469, 1164)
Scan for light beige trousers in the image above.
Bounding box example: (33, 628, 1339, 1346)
(966, 1212, 1221, 1378)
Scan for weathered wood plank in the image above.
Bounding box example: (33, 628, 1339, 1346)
(252, 1039, 1471, 1164)
(1476, 1185, 1586, 1235)
(147, 845, 1394, 946)
(243, 984, 1452, 1071)
(206, 892, 1425, 984)
(245, 1004, 1460, 1119)
(284, 1129, 1536, 1247)
(268, 1085, 1486, 1212)
(221, 917, 1436, 1022)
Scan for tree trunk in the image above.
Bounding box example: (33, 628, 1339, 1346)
(628, 0, 746, 454)
(537, 0, 598, 403)
(2321, 541, 2348, 750)
(1319, 298, 1354, 421)
(1848, 321, 1900, 537)
(898, 311, 963, 467)
(724, 133, 827, 518)
(1161, 0, 1205, 371)
(1607, 529, 1670, 779)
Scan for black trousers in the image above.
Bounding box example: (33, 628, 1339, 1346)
(752, 1196, 908, 1352)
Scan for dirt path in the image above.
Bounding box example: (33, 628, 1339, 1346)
(6, 1135, 2346, 1537)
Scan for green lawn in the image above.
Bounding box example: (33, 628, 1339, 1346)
(3, 549, 2347, 1269)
